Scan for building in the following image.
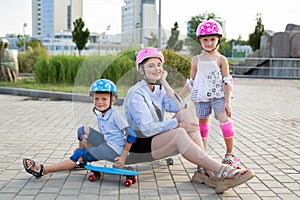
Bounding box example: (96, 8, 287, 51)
(121, 0, 166, 47)
(32, 0, 83, 38)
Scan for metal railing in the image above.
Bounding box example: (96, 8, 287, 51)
(227, 57, 300, 79)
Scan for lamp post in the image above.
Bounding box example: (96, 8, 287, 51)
(23, 23, 27, 52)
(158, 0, 161, 48)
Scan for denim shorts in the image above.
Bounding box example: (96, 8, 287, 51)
(195, 97, 225, 119)
(85, 128, 119, 162)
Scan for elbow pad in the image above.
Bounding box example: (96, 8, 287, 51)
(186, 78, 194, 91)
(125, 127, 137, 143)
(223, 75, 233, 91)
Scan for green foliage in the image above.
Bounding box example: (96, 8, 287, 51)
(32, 49, 190, 91)
(34, 55, 84, 84)
(163, 50, 191, 88)
(72, 17, 90, 56)
(18, 39, 49, 73)
(249, 13, 265, 51)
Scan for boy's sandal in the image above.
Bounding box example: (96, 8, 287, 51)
(215, 165, 255, 193)
(222, 152, 235, 165)
(73, 161, 87, 169)
(23, 158, 44, 178)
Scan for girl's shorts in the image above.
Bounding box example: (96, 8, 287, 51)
(195, 97, 225, 119)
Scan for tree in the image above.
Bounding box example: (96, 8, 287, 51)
(186, 12, 222, 55)
(248, 13, 265, 51)
(147, 32, 158, 47)
(166, 22, 183, 51)
(72, 17, 90, 56)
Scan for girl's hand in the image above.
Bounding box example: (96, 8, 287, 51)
(224, 104, 232, 118)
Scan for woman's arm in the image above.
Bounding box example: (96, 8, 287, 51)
(159, 70, 184, 108)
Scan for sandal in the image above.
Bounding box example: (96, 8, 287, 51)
(222, 152, 235, 165)
(73, 161, 87, 169)
(23, 158, 44, 178)
(191, 171, 218, 188)
(214, 165, 255, 193)
(191, 167, 219, 188)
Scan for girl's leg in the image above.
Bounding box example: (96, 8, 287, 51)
(199, 118, 210, 151)
(217, 111, 234, 163)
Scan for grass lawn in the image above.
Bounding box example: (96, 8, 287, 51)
(0, 79, 130, 97)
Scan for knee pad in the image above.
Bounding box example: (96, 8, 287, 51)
(70, 149, 86, 162)
(199, 124, 210, 139)
(220, 121, 234, 139)
(77, 126, 86, 141)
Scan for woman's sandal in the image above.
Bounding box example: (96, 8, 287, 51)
(214, 165, 255, 193)
(23, 158, 44, 178)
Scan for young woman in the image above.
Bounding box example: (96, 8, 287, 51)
(123, 47, 254, 193)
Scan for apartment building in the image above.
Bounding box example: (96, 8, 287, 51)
(32, 0, 83, 38)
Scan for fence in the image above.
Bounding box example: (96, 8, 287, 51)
(228, 57, 300, 79)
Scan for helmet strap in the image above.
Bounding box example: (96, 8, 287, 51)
(92, 93, 113, 116)
(140, 66, 162, 89)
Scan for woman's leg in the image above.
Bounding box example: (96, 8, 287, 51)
(151, 127, 222, 173)
(151, 128, 255, 192)
(174, 109, 204, 149)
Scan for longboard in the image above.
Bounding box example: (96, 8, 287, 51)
(85, 165, 139, 187)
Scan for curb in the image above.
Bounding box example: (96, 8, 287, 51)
(0, 87, 124, 105)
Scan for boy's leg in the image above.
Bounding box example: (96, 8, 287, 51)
(24, 158, 78, 176)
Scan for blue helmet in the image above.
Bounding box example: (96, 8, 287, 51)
(89, 79, 117, 97)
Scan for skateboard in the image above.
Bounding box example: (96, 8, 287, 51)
(85, 165, 139, 187)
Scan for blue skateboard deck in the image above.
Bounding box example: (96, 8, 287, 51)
(85, 165, 139, 176)
(85, 165, 139, 187)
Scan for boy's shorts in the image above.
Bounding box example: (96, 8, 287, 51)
(86, 128, 119, 162)
(195, 97, 225, 119)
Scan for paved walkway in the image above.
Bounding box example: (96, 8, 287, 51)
(0, 78, 299, 200)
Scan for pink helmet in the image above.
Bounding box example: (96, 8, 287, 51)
(196, 20, 223, 38)
(135, 47, 164, 71)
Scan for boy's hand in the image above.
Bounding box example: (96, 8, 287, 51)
(114, 156, 125, 168)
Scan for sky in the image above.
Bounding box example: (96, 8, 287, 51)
(0, 0, 300, 40)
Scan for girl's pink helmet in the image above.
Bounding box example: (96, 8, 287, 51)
(196, 20, 223, 38)
(135, 47, 164, 71)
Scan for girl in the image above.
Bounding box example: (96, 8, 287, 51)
(180, 20, 236, 165)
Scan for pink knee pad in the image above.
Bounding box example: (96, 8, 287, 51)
(220, 121, 234, 139)
(199, 124, 210, 139)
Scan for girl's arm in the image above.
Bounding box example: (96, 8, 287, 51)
(179, 57, 197, 98)
(219, 56, 232, 117)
